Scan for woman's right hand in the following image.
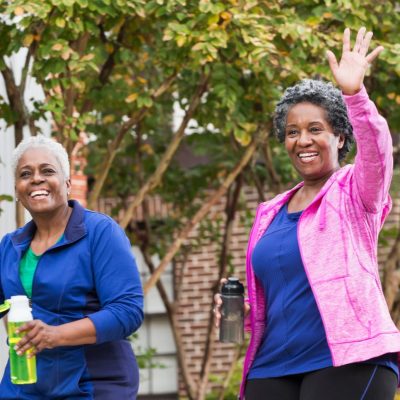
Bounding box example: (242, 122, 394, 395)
(213, 278, 250, 327)
(326, 27, 384, 95)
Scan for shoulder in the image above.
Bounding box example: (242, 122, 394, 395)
(82, 208, 128, 243)
(83, 208, 118, 229)
(329, 164, 355, 189)
(0, 232, 12, 249)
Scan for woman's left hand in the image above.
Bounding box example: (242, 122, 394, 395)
(326, 27, 384, 95)
(14, 320, 60, 357)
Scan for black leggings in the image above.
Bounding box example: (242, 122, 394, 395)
(245, 364, 397, 400)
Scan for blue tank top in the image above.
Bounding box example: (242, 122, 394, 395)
(248, 203, 398, 380)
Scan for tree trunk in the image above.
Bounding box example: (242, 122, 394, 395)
(143, 127, 269, 295)
(196, 175, 243, 400)
(261, 138, 282, 193)
(133, 131, 197, 398)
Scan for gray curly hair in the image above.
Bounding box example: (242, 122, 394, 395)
(273, 79, 354, 161)
(12, 135, 70, 179)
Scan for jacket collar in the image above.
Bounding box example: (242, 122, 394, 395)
(260, 165, 351, 214)
(11, 200, 87, 248)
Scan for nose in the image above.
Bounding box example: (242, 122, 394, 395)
(31, 170, 45, 184)
(297, 130, 313, 147)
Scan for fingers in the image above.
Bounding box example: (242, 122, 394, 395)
(14, 321, 41, 356)
(359, 31, 373, 57)
(244, 302, 251, 318)
(353, 27, 367, 52)
(213, 293, 223, 327)
(14, 320, 56, 356)
(16, 320, 35, 333)
(342, 27, 351, 53)
(350, 27, 382, 61)
(326, 50, 338, 74)
(366, 45, 384, 63)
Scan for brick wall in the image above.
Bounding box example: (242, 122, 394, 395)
(70, 133, 89, 207)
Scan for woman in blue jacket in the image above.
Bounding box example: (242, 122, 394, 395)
(0, 135, 144, 399)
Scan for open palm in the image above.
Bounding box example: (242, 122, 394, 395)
(326, 27, 384, 95)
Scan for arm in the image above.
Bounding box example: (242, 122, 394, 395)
(327, 28, 392, 212)
(343, 87, 393, 212)
(15, 318, 96, 356)
(16, 217, 144, 354)
(85, 218, 144, 343)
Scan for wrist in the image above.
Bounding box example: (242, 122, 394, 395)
(341, 86, 362, 96)
(53, 325, 64, 347)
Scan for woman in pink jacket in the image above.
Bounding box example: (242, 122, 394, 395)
(214, 27, 400, 399)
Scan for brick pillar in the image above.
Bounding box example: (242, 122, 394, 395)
(70, 133, 88, 207)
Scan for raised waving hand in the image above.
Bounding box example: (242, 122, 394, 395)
(326, 27, 384, 95)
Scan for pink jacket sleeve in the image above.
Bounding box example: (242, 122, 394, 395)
(343, 86, 393, 213)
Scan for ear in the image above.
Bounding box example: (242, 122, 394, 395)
(66, 178, 71, 195)
(338, 134, 345, 149)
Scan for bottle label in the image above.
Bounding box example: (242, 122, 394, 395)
(8, 321, 37, 384)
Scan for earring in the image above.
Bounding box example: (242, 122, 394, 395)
(15, 197, 19, 202)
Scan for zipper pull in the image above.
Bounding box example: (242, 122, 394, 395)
(0, 300, 11, 313)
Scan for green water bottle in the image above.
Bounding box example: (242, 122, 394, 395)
(7, 295, 37, 384)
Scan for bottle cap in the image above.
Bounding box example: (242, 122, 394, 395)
(221, 277, 244, 295)
(10, 295, 29, 306)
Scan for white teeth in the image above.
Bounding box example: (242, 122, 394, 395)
(298, 153, 318, 158)
(30, 190, 49, 198)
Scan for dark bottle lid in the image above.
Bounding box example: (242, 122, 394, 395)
(221, 277, 244, 295)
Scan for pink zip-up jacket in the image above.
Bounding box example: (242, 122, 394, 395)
(239, 86, 400, 398)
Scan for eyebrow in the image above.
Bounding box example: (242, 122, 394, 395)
(18, 163, 57, 170)
(286, 120, 326, 127)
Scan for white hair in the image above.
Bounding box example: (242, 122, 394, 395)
(12, 135, 70, 179)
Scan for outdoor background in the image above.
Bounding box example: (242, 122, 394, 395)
(0, 1, 399, 399)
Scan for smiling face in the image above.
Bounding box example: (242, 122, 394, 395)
(284, 102, 344, 184)
(15, 147, 71, 217)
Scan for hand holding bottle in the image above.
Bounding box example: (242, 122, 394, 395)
(14, 319, 61, 356)
(213, 277, 250, 344)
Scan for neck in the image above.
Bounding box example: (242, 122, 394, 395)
(31, 203, 72, 240)
(301, 168, 338, 194)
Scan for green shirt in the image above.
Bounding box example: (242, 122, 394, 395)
(19, 235, 63, 298)
(19, 247, 40, 298)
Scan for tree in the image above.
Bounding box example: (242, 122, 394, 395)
(1, 0, 399, 398)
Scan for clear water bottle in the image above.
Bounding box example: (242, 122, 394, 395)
(8, 295, 37, 384)
(219, 277, 244, 344)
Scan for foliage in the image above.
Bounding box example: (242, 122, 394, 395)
(129, 332, 165, 369)
(0, 194, 13, 216)
(206, 351, 245, 400)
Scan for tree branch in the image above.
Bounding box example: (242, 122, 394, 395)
(143, 127, 269, 294)
(80, 20, 129, 115)
(118, 72, 209, 228)
(260, 137, 282, 194)
(245, 157, 266, 202)
(87, 71, 177, 209)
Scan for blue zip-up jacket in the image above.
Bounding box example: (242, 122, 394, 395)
(0, 200, 144, 399)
